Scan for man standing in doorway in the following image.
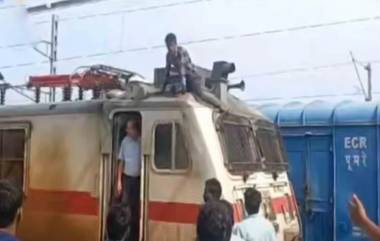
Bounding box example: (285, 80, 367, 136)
(164, 33, 202, 94)
(117, 118, 141, 241)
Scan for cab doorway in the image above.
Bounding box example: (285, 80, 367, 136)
(109, 112, 143, 241)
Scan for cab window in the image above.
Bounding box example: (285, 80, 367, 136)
(0, 129, 27, 188)
(218, 115, 260, 172)
(154, 122, 189, 171)
(256, 128, 287, 170)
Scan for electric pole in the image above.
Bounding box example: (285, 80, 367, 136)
(50, 14, 58, 102)
(365, 63, 372, 101)
(33, 14, 59, 103)
(0, 73, 6, 105)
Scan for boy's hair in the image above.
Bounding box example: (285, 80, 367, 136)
(0, 180, 23, 228)
(203, 178, 222, 202)
(197, 200, 233, 241)
(165, 33, 177, 46)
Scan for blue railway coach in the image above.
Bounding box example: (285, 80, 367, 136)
(259, 100, 380, 241)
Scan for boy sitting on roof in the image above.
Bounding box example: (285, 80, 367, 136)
(164, 33, 203, 95)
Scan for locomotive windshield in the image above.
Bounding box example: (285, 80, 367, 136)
(256, 127, 288, 170)
(218, 115, 287, 173)
(218, 115, 260, 172)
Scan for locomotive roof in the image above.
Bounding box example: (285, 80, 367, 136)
(0, 93, 266, 121)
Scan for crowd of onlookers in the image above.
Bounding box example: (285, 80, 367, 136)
(199, 178, 276, 241)
(104, 178, 276, 241)
(0, 178, 379, 241)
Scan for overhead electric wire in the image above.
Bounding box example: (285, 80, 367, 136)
(0, 0, 178, 11)
(243, 91, 380, 103)
(8, 89, 35, 102)
(1, 10, 379, 50)
(2, 1, 378, 102)
(0, 4, 21, 10)
(33, 0, 214, 24)
(0, 80, 35, 101)
(28, 0, 127, 12)
(1, 1, 380, 83)
(0, 0, 212, 50)
(0, 41, 42, 50)
(230, 59, 380, 80)
(1, 17, 380, 70)
(33, 2, 380, 26)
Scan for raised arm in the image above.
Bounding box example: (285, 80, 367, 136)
(178, 48, 191, 78)
(350, 194, 380, 241)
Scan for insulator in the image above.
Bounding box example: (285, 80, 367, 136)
(35, 87, 41, 103)
(92, 87, 100, 99)
(78, 87, 84, 100)
(63, 87, 72, 101)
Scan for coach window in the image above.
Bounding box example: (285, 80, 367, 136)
(0, 128, 27, 188)
(154, 122, 189, 172)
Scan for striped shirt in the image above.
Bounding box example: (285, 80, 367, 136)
(165, 46, 195, 78)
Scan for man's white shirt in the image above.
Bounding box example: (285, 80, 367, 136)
(118, 136, 141, 177)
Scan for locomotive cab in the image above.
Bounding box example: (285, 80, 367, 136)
(3, 63, 301, 241)
(102, 62, 301, 241)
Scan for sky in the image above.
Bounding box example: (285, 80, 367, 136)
(0, 0, 380, 104)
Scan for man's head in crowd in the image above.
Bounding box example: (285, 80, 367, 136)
(107, 204, 131, 241)
(203, 178, 222, 202)
(165, 33, 178, 55)
(244, 188, 262, 215)
(197, 200, 233, 241)
(0, 180, 23, 232)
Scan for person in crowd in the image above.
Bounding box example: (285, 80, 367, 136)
(116, 118, 142, 241)
(203, 178, 235, 225)
(0, 180, 23, 241)
(350, 194, 380, 241)
(164, 33, 202, 94)
(106, 204, 131, 241)
(233, 188, 276, 241)
(197, 200, 243, 241)
(203, 178, 222, 202)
